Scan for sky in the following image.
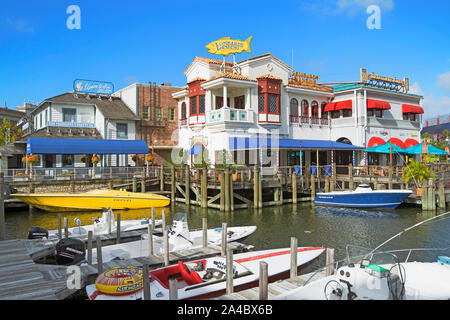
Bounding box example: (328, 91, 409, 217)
(1, 0, 449, 119)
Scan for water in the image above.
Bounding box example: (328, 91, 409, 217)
(5, 204, 449, 263)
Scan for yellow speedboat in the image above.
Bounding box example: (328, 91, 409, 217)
(12, 189, 170, 212)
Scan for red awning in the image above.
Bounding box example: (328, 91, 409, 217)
(367, 137, 386, 148)
(402, 104, 424, 114)
(404, 138, 419, 149)
(389, 138, 406, 149)
(324, 100, 352, 112)
(367, 99, 391, 110)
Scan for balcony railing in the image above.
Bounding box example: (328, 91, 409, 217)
(208, 108, 254, 124)
(290, 116, 329, 126)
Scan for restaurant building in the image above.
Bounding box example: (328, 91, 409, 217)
(172, 53, 424, 171)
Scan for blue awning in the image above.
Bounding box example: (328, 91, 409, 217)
(26, 138, 149, 155)
(229, 137, 363, 151)
(190, 144, 205, 155)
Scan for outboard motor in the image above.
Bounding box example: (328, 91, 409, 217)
(27, 226, 49, 240)
(55, 238, 86, 265)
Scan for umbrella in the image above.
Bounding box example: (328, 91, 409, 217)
(403, 143, 448, 155)
(364, 142, 406, 154)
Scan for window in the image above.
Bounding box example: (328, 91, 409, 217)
(117, 123, 128, 139)
(321, 102, 327, 119)
(342, 109, 352, 118)
(190, 97, 197, 115)
(39, 113, 42, 128)
(62, 108, 76, 122)
(181, 102, 187, 119)
(375, 109, 383, 118)
(216, 96, 230, 110)
(155, 107, 162, 121)
(62, 154, 73, 167)
(168, 108, 175, 121)
(234, 96, 245, 110)
(268, 94, 278, 113)
(403, 113, 417, 121)
(367, 109, 374, 117)
(258, 94, 265, 112)
(143, 106, 150, 120)
(311, 101, 319, 118)
(331, 111, 340, 119)
(290, 98, 298, 116)
(199, 95, 205, 114)
(301, 100, 309, 117)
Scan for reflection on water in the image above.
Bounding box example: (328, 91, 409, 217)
(5, 203, 449, 263)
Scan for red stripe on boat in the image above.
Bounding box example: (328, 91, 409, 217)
(235, 247, 324, 263)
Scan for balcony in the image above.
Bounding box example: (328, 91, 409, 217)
(290, 116, 329, 127)
(207, 108, 254, 125)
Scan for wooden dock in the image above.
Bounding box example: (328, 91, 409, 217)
(0, 236, 253, 300)
(215, 270, 326, 300)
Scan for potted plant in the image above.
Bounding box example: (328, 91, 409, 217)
(91, 155, 100, 178)
(402, 158, 436, 195)
(145, 154, 154, 177)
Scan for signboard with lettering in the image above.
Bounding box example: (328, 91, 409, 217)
(360, 68, 409, 93)
(206, 37, 252, 56)
(289, 71, 319, 86)
(47, 121, 95, 128)
(73, 79, 114, 95)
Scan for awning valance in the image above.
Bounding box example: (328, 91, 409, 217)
(367, 137, 385, 148)
(324, 100, 352, 112)
(26, 138, 149, 155)
(402, 104, 424, 114)
(389, 138, 406, 149)
(404, 138, 419, 149)
(367, 99, 391, 110)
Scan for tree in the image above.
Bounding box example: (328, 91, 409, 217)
(0, 118, 23, 145)
(402, 158, 436, 186)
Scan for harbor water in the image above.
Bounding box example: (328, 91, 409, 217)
(4, 203, 449, 263)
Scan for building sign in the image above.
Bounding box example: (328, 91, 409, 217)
(47, 121, 95, 128)
(360, 68, 409, 93)
(289, 71, 319, 86)
(206, 37, 252, 56)
(73, 79, 114, 95)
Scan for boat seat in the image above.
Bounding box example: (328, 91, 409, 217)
(178, 261, 203, 285)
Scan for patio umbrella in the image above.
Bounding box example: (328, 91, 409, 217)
(364, 142, 406, 154)
(403, 143, 448, 155)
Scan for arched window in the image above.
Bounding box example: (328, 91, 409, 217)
(181, 102, 187, 119)
(290, 98, 298, 116)
(301, 100, 309, 117)
(321, 102, 327, 119)
(311, 101, 319, 118)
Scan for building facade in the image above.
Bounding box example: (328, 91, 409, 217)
(114, 82, 182, 165)
(172, 53, 424, 169)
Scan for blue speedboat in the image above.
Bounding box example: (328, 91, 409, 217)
(314, 184, 413, 209)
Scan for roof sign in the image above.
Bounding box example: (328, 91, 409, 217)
(73, 79, 114, 95)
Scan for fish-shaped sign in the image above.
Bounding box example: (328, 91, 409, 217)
(206, 36, 252, 56)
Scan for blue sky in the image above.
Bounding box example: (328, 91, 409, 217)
(1, 0, 449, 119)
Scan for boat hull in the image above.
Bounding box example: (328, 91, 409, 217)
(314, 190, 412, 209)
(12, 189, 170, 212)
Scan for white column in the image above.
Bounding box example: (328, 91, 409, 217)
(223, 85, 228, 107)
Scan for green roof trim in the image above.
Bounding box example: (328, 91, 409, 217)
(332, 83, 423, 98)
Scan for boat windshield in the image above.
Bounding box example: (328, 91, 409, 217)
(173, 212, 188, 223)
(345, 245, 399, 266)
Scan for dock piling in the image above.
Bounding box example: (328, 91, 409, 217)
(87, 231, 93, 265)
(116, 213, 121, 244)
(169, 278, 178, 300)
(221, 222, 227, 256)
(326, 248, 335, 276)
(57, 214, 62, 240)
(290, 237, 298, 279)
(258, 261, 268, 300)
(292, 172, 297, 204)
(142, 263, 151, 300)
(148, 223, 154, 257)
(202, 217, 208, 248)
(226, 247, 234, 295)
(64, 217, 69, 238)
(96, 237, 103, 274)
(163, 226, 169, 266)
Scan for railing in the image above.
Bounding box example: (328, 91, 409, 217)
(207, 108, 253, 124)
(289, 115, 299, 123)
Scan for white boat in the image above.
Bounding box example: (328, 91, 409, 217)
(46, 208, 162, 239)
(274, 245, 450, 300)
(88, 212, 257, 264)
(86, 246, 325, 300)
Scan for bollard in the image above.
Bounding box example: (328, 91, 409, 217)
(163, 226, 169, 266)
(226, 247, 234, 295)
(87, 231, 93, 265)
(142, 263, 151, 300)
(169, 278, 178, 300)
(96, 237, 103, 275)
(290, 237, 298, 279)
(221, 222, 227, 256)
(57, 214, 62, 240)
(202, 217, 208, 248)
(326, 248, 335, 276)
(116, 213, 121, 244)
(259, 261, 268, 300)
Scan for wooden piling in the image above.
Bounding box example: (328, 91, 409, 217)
(151, 207, 155, 230)
(201, 166, 207, 208)
(422, 180, 429, 211)
(169, 278, 178, 300)
(325, 177, 330, 193)
(116, 213, 121, 244)
(258, 169, 263, 209)
(224, 166, 230, 212)
(326, 248, 335, 276)
(226, 247, 233, 295)
(96, 237, 103, 274)
(290, 237, 298, 279)
(142, 263, 151, 300)
(148, 223, 154, 257)
(132, 177, 137, 193)
(160, 165, 164, 192)
(259, 261, 268, 300)
(230, 169, 234, 212)
(253, 166, 259, 209)
(57, 214, 62, 240)
(428, 178, 436, 211)
(87, 231, 93, 265)
(388, 166, 393, 190)
(185, 166, 190, 208)
(163, 226, 169, 266)
(220, 169, 225, 211)
(310, 175, 316, 202)
(202, 217, 207, 248)
(221, 222, 227, 256)
(292, 171, 297, 204)
(64, 217, 69, 238)
(141, 178, 146, 193)
(438, 179, 446, 210)
(171, 166, 176, 205)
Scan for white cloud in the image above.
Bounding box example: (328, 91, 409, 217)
(436, 70, 450, 93)
(422, 94, 450, 119)
(409, 82, 423, 95)
(300, 0, 394, 16)
(6, 18, 34, 33)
